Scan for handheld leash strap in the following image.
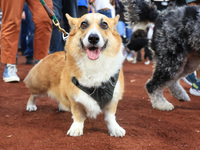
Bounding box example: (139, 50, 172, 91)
(40, 0, 69, 41)
(71, 71, 120, 109)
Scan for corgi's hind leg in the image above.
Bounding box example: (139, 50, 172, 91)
(58, 101, 71, 112)
(26, 94, 37, 111)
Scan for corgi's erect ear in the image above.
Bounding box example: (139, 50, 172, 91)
(65, 13, 78, 29)
(110, 15, 120, 35)
(65, 13, 79, 35)
(112, 14, 120, 27)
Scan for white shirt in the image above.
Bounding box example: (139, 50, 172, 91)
(95, 0, 113, 11)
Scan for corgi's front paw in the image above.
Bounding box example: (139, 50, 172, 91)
(109, 124, 126, 137)
(67, 121, 84, 136)
(26, 104, 37, 111)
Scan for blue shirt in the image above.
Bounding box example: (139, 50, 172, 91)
(78, 0, 88, 7)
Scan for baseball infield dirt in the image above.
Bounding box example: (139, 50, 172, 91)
(0, 53, 199, 150)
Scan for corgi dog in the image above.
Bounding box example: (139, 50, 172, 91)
(24, 13, 125, 137)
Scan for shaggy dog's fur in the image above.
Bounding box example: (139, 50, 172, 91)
(123, 0, 200, 111)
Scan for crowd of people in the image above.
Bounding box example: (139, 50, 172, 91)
(0, 0, 199, 96)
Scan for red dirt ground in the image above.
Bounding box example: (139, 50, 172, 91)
(0, 53, 199, 150)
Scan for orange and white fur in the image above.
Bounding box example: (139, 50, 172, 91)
(24, 13, 125, 137)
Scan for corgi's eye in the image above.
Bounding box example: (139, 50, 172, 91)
(80, 22, 88, 29)
(100, 22, 108, 29)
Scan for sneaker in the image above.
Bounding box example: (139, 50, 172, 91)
(26, 57, 33, 64)
(189, 82, 200, 96)
(182, 73, 196, 86)
(126, 53, 134, 62)
(144, 60, 150, 65)
(3, 64, 20, 82)
(132, 57, 137, 64)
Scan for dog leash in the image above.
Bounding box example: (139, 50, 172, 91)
(40, 0, 69, 41)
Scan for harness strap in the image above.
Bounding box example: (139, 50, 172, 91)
(71, 71, 120, 109)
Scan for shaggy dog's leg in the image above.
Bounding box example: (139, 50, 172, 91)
(169, 80, 191, 101)
(147, 85, 174, 111)
(145, 49, 189, 111)
(26, 94, 37, 111)
(146, 67, 177, 111)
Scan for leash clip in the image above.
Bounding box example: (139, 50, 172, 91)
(52, 20, 69, 41)
(62, 32, 69, 41)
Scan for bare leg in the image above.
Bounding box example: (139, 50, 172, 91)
(196, 69, 200, 79)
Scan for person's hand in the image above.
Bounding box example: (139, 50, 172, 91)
(22, 11, 26, 20)
(89, 0, 95, 3)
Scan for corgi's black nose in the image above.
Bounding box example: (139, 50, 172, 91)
(88, 33, 99, 44)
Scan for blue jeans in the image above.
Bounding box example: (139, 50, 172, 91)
(21, 2, 35, 58)
(117, 21, 132, 40)
(62, 0, 78, 32)
(50, 0, 78, 53)
(97, 9, 112, 18)
(49, 0, 64, 54)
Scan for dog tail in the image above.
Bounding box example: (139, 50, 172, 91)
(123, 0, 158, 26)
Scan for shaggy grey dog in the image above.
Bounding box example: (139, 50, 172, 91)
(123, 0, 200, 111)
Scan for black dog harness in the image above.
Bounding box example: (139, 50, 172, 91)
(71, 71, 120, 109)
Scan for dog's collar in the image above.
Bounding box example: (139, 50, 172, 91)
(71, 71, 120, 109)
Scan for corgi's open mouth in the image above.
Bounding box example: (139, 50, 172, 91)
(86, 47, 101, 60)
(80, 39, 108, 60)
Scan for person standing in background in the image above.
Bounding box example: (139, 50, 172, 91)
(49, 0, 78, 54)
(49, 0, 64, 54)
(0, 0, 53, 83)
(78, 0, 96, 17)
(95, 0, 114, 18)
(20, 2, 35, 64)
(78, 0, 88, 17)
(62, 0, 78, 33)
(115, 0, 133, 61)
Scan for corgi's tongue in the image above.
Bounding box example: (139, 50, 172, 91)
(86, 48, 100, 60)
